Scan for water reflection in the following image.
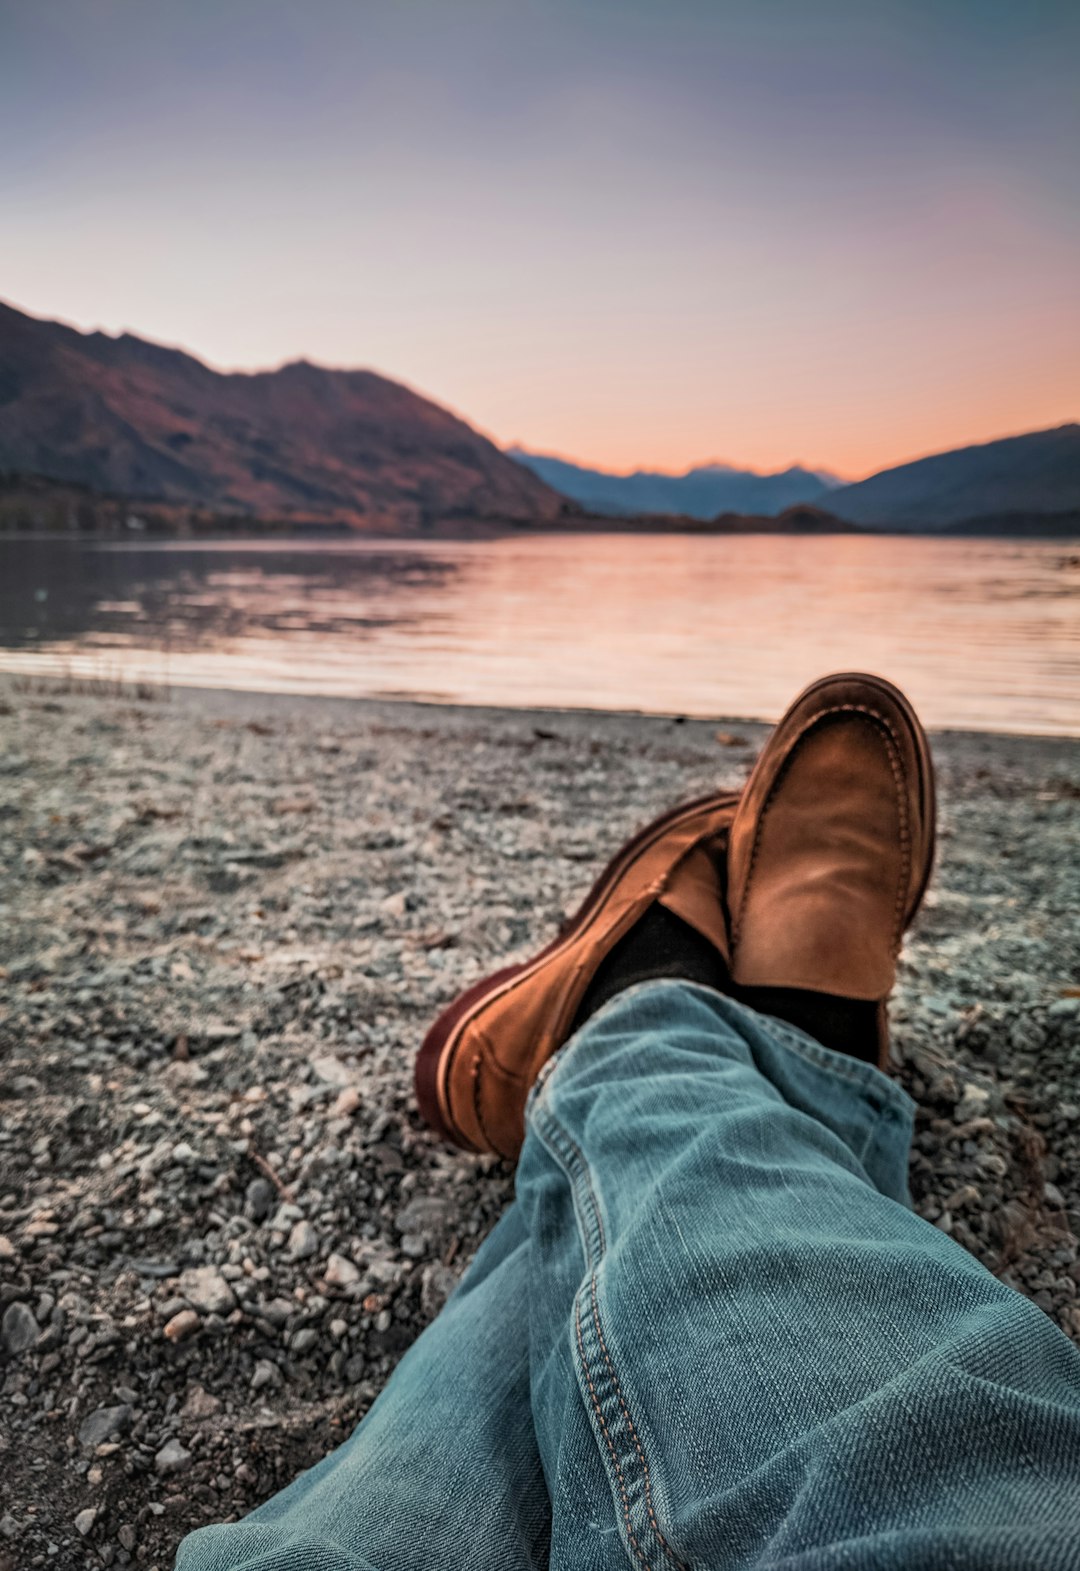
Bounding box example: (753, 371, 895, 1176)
(0, 534, 1077, 735)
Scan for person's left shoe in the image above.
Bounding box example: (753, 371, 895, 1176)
(415, 790, 739, 1160)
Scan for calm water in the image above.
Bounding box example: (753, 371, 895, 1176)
(0, 534, 1077, 735)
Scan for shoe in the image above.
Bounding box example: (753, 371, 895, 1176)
(415, 789, 739, 1159)
(726, 672, 936, 1069)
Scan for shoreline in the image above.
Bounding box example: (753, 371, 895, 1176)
(1, 680, 1078, 1566)
(2, 671, 1078, 748)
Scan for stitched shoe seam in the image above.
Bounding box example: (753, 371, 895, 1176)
(456, 794, 738, 1152)
(731, 703, 914, 962)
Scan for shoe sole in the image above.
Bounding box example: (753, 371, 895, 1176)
(415, 787, 740, 1148)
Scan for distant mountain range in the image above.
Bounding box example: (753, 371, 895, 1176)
(0, 300, 564, 532)
(0, 301, 1076, 536)
(509, 448, 841, 519)
(825, 424, 1080, 529)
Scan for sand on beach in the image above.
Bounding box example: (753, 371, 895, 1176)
(1, 679, 1078, 1566)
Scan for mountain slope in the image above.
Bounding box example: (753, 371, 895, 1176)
(827, 424, 1080, 529)
(0, 301, 564, 531)
(509, 448, 839, 519)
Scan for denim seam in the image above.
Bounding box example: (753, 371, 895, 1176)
(532, 1106, 689, 1571)
(574, 1292, 652, 1571)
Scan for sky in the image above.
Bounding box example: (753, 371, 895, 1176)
(2, 0, 1078, 480)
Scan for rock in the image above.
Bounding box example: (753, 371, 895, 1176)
(331, 1086, 362, 1118)
(287, 1219, 318, 1260)
(74, 1509, 97, 1537)
(324, 1253, 360, 1290)
(77, 1404, 132, 1448)
(1, 1301, 39, 1356)
(178, 1265, 236, 1316)
(955, 1083, 991, 1121)
(395, 1195, 453, 1238)
(117, 1525, 137, 1552)
(0, 1236, 16, 1262)
(251, 1359, 281, 1391)
(181, 1384, 222, 1421)
(244, 1177, 275, 1220)
(163, 1309, 202, 1342)
(420, 1262, 460, 1318)
(154, 1438, 192, 1476)
(380, 890, 408, 920)
(310, 1054, 352, 1087)
(289, 1328, 318, 1355)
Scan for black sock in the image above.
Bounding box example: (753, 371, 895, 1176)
(733, 985, 881, 1065)
(572, 904, 728, 1032)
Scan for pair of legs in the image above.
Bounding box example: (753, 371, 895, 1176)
(178, 675, 1080, 1567)
(179, 983, 1080, 1569)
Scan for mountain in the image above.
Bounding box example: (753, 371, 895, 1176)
(508, 448, 840, 519)
(827, 424, 1080, 530)
(0, 301, 565, 532)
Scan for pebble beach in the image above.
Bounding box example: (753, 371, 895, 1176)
(1, 678, 1078, 1570)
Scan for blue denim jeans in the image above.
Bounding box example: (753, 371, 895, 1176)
(178, 983, 1080, 1570)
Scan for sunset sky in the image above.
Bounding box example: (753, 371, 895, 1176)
(3, 0, 1078, 479)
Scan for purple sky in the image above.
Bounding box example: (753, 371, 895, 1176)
(3, 0, 1078, 477)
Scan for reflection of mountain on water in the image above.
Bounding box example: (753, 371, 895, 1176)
(0, 534, 1076, 734)
(0, 540, 461, 652)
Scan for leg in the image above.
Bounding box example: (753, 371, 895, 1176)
(175, 1205, 551, 1571)
(520, 982, 1080, 1570)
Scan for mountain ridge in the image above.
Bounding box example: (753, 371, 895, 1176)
(826, 423, 1080, 529)
(508, 447, 840, 519)
(0, 300, 565, 532)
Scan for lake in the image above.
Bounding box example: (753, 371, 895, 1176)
(0, 533, 1077, 735)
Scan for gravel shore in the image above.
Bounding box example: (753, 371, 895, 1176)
(1, 679, 1078, 1569)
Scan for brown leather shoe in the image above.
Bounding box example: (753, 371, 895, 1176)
(726, 672, 936, 1069)
(416, 789, 739, 1159)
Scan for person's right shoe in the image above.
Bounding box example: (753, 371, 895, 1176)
(725, 672, 936, 1070)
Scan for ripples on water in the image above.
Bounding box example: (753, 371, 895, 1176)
(0, 534, 1077, 735)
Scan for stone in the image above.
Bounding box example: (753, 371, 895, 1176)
(244, 1177, 275, 1221)
(117, 1526, 137, 1552)
(181, 1384, 221, 1421)
(1, 1301, 39, 1357)
(310, 1054, 352, 1087)
(323, 1253, 360, 1290)
(74, 1509, 97, 1537)
(287, 1219, 318, 1260)
(77, 1404, 132, 1448)
(955, 1083, 991, 1121)
(331, 1086, 362, 1118)
(154, 1438, 192, 1476)
(289, 1327, 318, 1355)
(251, 1359, 281, 1391)
(178, 1265, 236, 1316)
(163, 1309, 202, 1343)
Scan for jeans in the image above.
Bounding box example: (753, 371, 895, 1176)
(177, 982, 1080, 1570)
